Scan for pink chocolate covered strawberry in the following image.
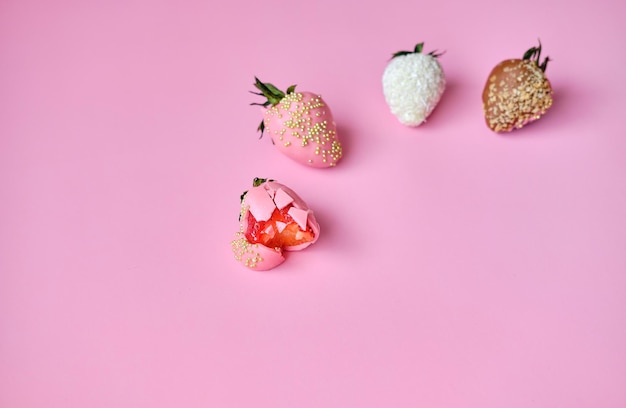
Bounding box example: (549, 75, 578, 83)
(231, 178, 320, 271)
(251, 78, 343, 168)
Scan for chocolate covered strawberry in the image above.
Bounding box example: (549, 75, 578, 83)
(482, 41, 553, 132)
(251, 78, 343, 168)
(231, 178, 320, 271)
(382, 42, 446, 126)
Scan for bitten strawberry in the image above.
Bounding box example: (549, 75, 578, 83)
(231, 178, 320, 271)
(482, 41, 553, 132)
(382, 42, 446, 126)
(251, 78, 343, 168)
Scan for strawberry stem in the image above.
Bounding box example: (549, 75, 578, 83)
(252, 177, 272, 187)
(251, 77, 297, 138)
(251, 77, 296, 107)
(523, 40, 550, 72)
(391, 42, 444, 59)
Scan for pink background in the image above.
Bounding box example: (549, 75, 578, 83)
(2, 0, 625, 406)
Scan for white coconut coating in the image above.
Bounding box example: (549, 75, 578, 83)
(382, 53, 446, 126)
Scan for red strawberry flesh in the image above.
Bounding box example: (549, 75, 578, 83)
(244, 204, 315, 248)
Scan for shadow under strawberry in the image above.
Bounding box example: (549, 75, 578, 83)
(332, 124, 355, 165)
(495, 82, 591, 137)
(533, 83, 590, 128)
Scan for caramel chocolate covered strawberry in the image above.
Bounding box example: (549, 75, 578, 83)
(482, 41, 553, 132)
(251, 78, 343, 168)
(231, 178, 320, 271)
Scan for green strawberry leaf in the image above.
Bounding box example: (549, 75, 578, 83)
(390, 42, 443, 60)
(523, 46, 539, 61)
(523, 40, 550, 72)
(428, 50, 445, 58)
(253, 77, 286, 106)
(257, 121, 265, 138)
(239, 190, 249, 220)
(252, 78, 299, 137)
(539, 56, 551, 72)
(391, 50, 412, 58)
(252, 177, 273, 187)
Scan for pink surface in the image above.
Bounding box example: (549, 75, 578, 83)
(1, 0, 626, 407)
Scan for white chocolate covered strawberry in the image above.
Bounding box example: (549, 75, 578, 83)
(382, 42, 446, 126)
(231, 178, 320, 271)
(251, 78, 343, 168)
